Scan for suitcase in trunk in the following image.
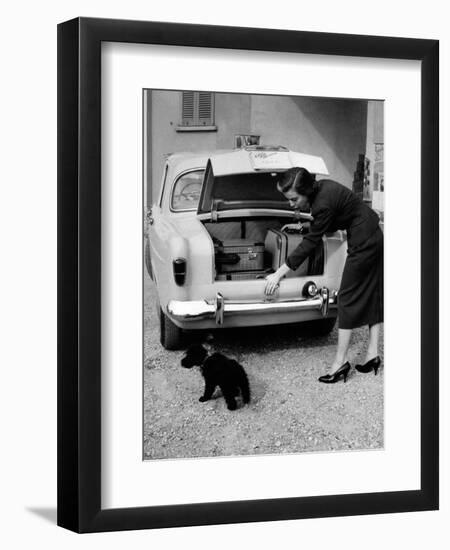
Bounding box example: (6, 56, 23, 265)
(264, 229, 324, 277)
(215, 239, 265, 272)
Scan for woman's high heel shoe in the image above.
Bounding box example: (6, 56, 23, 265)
(355, 356, 381, 375)
(318, 362, 351, 384)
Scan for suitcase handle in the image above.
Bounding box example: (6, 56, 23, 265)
(281, 223, 305, 234)
(215, 253, 240, 265)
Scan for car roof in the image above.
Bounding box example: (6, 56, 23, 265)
(165, 150, 226, 173)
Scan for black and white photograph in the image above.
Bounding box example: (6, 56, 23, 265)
(143, 90, 385, 460)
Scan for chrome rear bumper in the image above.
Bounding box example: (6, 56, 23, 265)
(167, 288, 337, 325)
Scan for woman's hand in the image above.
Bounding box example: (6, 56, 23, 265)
(264, 264, 291, 295)
(264, 272, 282, 295)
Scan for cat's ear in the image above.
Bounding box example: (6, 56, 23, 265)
(203, 342, 213, 353)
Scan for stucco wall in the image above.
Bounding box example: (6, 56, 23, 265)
(250, 95, 367, 186)
(148, 91, 369, 205)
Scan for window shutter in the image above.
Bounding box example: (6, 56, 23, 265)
(198, 92, 213, 125)
(182, 92, 195, 125)
(181, 91, 214, 126)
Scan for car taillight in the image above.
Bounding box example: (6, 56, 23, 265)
(173, 258, 187, 286)
(302, 280, 318, 298)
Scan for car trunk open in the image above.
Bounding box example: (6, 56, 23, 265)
(202, 217, 325, 282)
(196, 150, 328, 282)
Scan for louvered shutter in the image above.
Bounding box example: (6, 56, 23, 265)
(182, 92, 195, 125)
(181, 91, 214, 126)
(198, 92, 213, 126)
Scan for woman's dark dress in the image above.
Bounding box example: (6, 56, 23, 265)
(285, 179, 383, 329)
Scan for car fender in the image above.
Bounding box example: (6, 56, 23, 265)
(149, 210, 214, 309)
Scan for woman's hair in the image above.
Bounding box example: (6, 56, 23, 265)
(278, 167, 315, 196)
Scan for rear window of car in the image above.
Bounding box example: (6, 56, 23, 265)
(171, 170, 205, 211)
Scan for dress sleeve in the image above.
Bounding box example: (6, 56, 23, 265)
(285, 207, 334, 271)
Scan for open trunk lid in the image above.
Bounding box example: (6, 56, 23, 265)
(197, 146, 329, 216)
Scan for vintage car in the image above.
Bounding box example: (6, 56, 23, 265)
(145, 146, 347, 349)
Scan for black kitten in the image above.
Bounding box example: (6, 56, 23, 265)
(181, 344, 250, 410)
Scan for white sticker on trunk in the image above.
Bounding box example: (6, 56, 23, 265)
(250, 151, 291, 170)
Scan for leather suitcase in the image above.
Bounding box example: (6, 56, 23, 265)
(215, 239, 265, 272)
(264, 229, 324, 277)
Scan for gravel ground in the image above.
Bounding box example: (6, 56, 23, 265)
(144, 272, 384, 460)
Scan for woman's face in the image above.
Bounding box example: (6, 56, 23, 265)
(283, 188, 309, 211)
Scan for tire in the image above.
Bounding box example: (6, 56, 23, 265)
(302, 316, 337, 336)
(160, 308, 184, 350)
(144, 238, 153, 279)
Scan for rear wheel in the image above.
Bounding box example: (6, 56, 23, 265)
(160, 308, 184, 350)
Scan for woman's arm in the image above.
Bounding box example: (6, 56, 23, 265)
(286, 207, 334, 271)
(264, 207, 335, 295)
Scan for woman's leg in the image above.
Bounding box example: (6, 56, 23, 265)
(329, 328, 352, 374)
(365, 323, 381, 363)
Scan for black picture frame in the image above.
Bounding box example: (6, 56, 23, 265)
(57, 17, 439, 533)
